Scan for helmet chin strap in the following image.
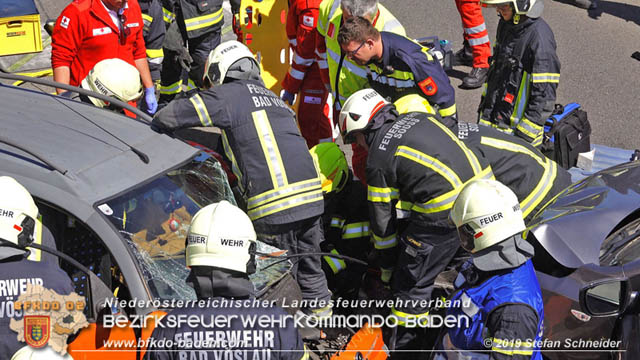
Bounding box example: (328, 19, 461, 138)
(186, 267, 254, 300)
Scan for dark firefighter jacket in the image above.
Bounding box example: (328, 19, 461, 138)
(478, 16, 560, 147)
(139, 0, 165, 81)
(162, 0, 223, 38)
(152, 80, 324, 225)
(366, 109, 493, 252)
(322, 178, 371, 274)
(145, 296, 309, 360)
(367, 32, 457, 119)
(453, 122, 571, 222)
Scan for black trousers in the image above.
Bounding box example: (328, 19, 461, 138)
(254, 216, 331, 304)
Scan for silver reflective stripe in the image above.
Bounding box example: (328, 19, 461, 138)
(468, 35, 490, 46)
(294, 52, 314, 66)
(532, 73, 560, 82)
(517, 118, 542, 137)
(373, 235, 397, 248)
(253, 110, 287, 188)
(512, 72, 531, 126)
(327, 0, 340, 20)
(327, 48, 368, 78)
(248, 191, 323, 220)
(368, 68, 415, 88)
(315, 49, 327, 59)
(148, 56, 164, 64)
(289, 38, 297, 47)
(412, 194, 456, 213)
(464, 23, 486, 34)
(189, 94, 212, 127)
(318, 60, 328, 69)
(382, 19, 402, 32)
(247, 179, 322, 209)
(521, 158, 555, 216)
(330, 217, 345, 228)
(289, 68, 305, 80)
(367, 188, 399, 202)
(185, 9, 223, 31)
(221, 131, 244, 192)
(460, 293, 479, 317)
(396, 147, 462, 187)
(343, 222, 370, 238)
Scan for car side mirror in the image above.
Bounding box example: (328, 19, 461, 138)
(580, 279, 631, 317)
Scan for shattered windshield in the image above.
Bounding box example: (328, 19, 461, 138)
(98, 153, 236, 300)
(98, 152, 292, 302)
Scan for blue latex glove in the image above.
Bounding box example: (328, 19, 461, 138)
(144, 86, 158, 115)
(281, 90, 295, 105)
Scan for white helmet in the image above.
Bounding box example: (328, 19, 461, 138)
(0, 177, 38, 247)
(11, 346, 73, 360)
(81, 58, 143, 108)
(481, 0, 541, 16)
(203, 40, 261, 88)
(450, 179, 525, 253)
(338, 89, 390, 144)
(186, 201, 256, 273)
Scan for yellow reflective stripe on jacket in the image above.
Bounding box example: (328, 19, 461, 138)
(367, 186, 399, 203)
(146, 48, 164, 59)
(342, 221, 370, 239)
(516, 116, 543, 141)
(480, 136, 555, 217)
(531, 72, 560, 83)
(330, 216, 345, 229)
(428, 119, 483, 175)
(411, 166, 493, 214)
(510, 71, 531, 127)
(323, 249, 346, 274)
(163, 7, 175, 23)
(300, 345, 310, 360)
(221, 130, 244, 192)
(394, 94, 435, 114)
(367, 66, 415, 88)
(185, 7, 224, 32)
(142, 13, 153, 26)
(372, 232, 397, 249)
(479, 119, 515, 135)
(438, 104, 457, 118)
(27, 216, 43, 262)
(189, 94, 212, 127)
(247, 190, 323, 220)
(491, 338, 534, 356)
(247, 179, 322, 209)
(395, 146, 463, 188)
(391, 307, 429, 327)
(160, 80, 182, 95)
(253, 110, 288, 188)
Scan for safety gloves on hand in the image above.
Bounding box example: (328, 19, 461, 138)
(145, 87, 158, 115)
(281, 90, 296, 105)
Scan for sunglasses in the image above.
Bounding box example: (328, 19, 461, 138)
(118, 11, 131, 45)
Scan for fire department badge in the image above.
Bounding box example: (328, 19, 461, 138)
(24, 315, 50, 348)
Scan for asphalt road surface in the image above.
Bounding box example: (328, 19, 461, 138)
(380, 0, 640, 149)
(5, 0, 639, 150)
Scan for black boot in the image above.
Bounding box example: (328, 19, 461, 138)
(453, 41, 474, 66)
(460, 67, 489, 89)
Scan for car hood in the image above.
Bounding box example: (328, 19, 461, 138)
(529, 161, 640, 268)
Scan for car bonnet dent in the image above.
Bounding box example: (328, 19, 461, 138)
(530, 162, 640, 268)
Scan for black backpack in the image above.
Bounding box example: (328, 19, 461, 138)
(542, 103, 591, 169)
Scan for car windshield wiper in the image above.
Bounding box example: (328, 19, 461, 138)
(0, 72, 150, 164)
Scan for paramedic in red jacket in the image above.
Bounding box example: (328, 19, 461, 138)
(52, 0, 158, 114)
(281, 0, 334, 148)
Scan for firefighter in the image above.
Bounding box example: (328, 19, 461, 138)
(452, 121, 572, 223)
(454, 0, 491, 89)
(316, 0, 405, 182)
(310, 143, 371, 300)
(152, 41, 331, 316)
(478, 0, 560, 147)
(337, 16, 457, 125)
(51, 0, 157, 114)
(0, 177, 75, 357)
(145, 201, 309, 360)
(158, 0, 224, 106)
(139, 0, 165, 83)
(444, 179, 544, 359)
(282, 0, 333, 148)
(339, 89, 493, 352)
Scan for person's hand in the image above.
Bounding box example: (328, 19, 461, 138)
(281, 90, 295, 105)
(144, 87, 158, 115)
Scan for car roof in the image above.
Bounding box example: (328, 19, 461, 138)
(0, 84, 198, 207)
